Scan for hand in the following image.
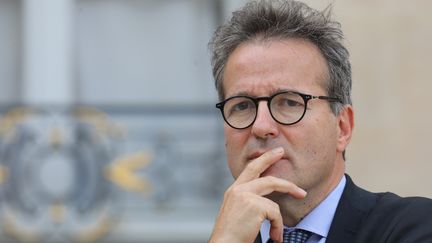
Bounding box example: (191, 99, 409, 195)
(209, 147, 307, 243)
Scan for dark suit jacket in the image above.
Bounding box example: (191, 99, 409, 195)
(257, 174, 432, 243)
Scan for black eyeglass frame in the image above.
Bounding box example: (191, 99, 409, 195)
(215, 91, 341, 129)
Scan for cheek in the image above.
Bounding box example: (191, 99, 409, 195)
(224, 127, 248, 177)
(303, 120, 338, 164)
(284, 116, 337, 161)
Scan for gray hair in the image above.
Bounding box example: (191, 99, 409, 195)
(209, 0, 352, 115)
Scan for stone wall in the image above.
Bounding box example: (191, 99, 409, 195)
(303, 0, 432, 197)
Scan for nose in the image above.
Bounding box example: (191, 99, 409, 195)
(251, 101, 279, 139)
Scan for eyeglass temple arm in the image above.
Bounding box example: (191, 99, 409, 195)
(311, 95, 341, 103)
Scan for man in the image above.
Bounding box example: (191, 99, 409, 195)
(207, 0, 432, 242)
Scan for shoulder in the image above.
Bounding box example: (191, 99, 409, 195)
(373, 192, 432, 223)
(341, 175, 432, 242)
(343, 175, 432, 217)
(374, 192, 432, 217)
(327, 175, 432, 242)
(362, 192, 432, 242)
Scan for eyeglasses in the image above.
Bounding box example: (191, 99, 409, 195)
(215, 91, 341, 129)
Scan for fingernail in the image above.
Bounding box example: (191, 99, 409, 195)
(298, 188, 307, 197)
(272, 147, 284, 154)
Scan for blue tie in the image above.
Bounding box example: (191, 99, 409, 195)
(282, 228, 311, 243)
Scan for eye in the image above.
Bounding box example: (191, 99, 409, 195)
(283, 98, 303, 107)
(224, 97, 255, 117)
(272, 92, 305, 110)
(232, 100, 253, 111)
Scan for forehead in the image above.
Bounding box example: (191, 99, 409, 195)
(223, 38, 329, 97)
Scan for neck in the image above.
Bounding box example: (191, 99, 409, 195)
(273, 163, 345, 226)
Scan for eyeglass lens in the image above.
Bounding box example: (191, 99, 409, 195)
(222, 92, 306, 129)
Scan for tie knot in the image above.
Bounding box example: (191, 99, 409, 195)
(282, 228, 312, 243)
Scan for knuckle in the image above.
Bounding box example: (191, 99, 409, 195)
(271, 201, 280, 212)
(224, 186, 236, 197)
(225, 185, 244, 198)
(245, 196, 262, 210)
(229, 186, 241, 195)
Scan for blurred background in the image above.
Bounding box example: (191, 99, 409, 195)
(0, 0, 431, 242)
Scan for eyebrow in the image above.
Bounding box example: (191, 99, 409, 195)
(229, 88, 299, 98)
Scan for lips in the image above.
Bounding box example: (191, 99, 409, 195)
(247, 151, 265, 161)
(247, 149, 288, 161)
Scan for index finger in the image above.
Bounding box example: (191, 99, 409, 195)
(235, 147, 284, 185)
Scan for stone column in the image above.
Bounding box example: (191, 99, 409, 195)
(22, 0, 74, 105)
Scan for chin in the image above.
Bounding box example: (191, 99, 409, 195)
(265, 191, 296, 202)
(260, 159, 291, 178)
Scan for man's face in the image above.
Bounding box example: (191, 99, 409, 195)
(222, 38, 349, 193)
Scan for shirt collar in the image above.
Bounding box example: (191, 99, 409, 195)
(260, 175, 346, 242)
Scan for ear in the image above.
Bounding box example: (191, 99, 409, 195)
(336, 105, 354, 154)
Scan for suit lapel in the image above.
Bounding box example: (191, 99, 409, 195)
(326, 174, 377, 243)
(254, 232, 262, 243)
(254, 232, 274, 243)
(255, 175, 377, 243)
